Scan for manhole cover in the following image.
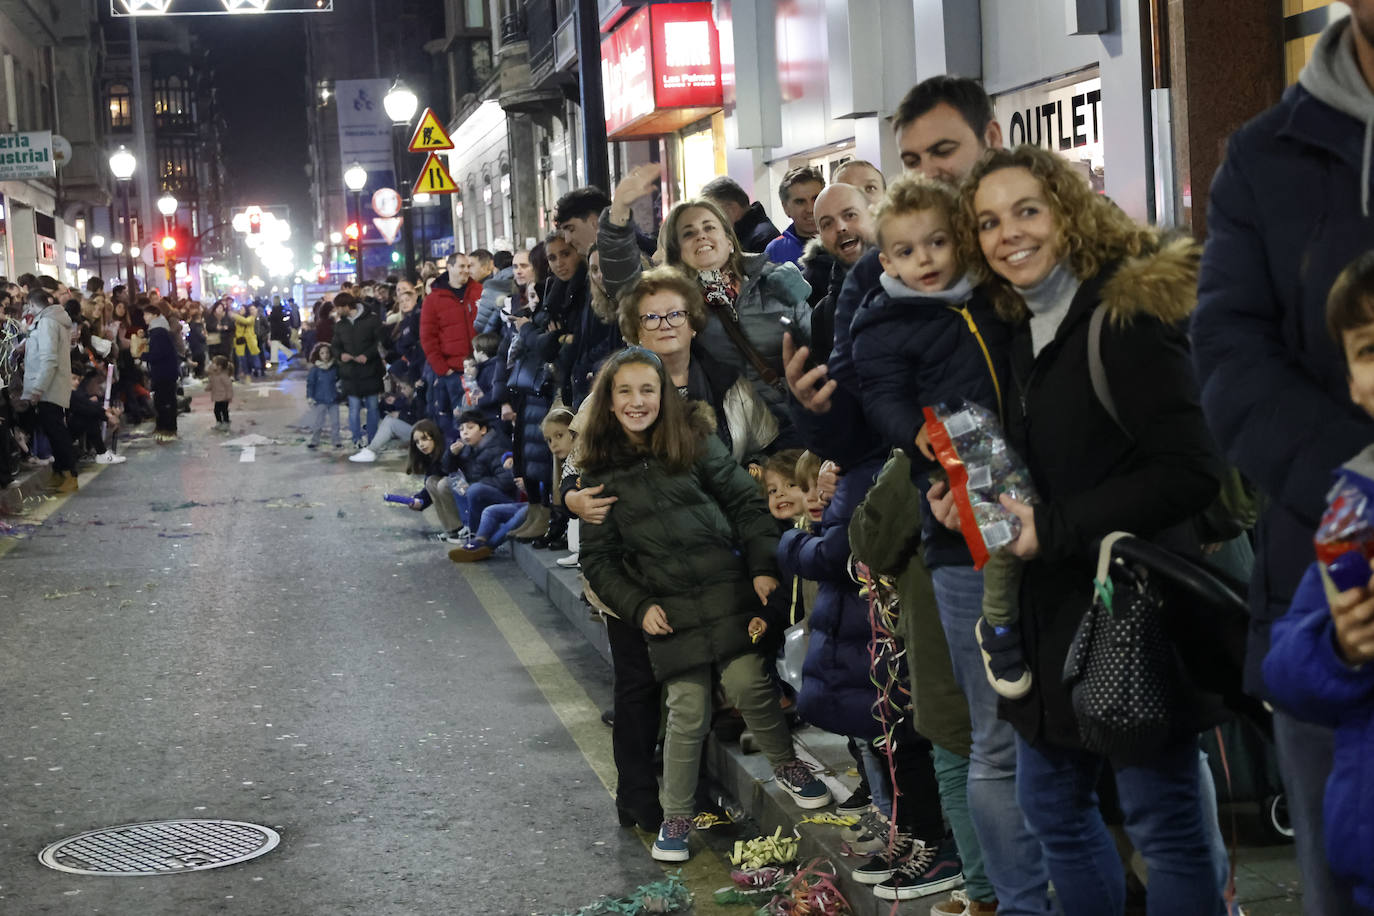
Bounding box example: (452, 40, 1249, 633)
(39, 819, 280, 876)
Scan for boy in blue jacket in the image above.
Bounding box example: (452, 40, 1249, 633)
(449, 409, 517, 533)
(1265, 251, 1374, 910)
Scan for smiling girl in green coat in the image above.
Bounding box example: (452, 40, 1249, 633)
(578, 347, 832, 862)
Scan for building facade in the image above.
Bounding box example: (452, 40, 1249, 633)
(0, 0, 110, 287)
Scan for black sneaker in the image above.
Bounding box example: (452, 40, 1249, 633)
(836, 783, 871, 816)
(874, 839, 964, 901)
(975, 617, 1033, 699)
(851, 830, 914, 884)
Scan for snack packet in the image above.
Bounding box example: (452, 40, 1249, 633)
(1315, 469, 1374, 592)
(923, 402, 1038, 570)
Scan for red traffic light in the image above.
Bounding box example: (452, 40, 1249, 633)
(317, 268, 328, 281)
(344, 222, 360, 241)
(248, 212, 262, 234)
(162, 235, 176, 252)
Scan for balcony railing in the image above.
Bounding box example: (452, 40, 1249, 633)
(525, 0, 555, 75)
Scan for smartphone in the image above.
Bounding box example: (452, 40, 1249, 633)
(779, 314, 811, 352)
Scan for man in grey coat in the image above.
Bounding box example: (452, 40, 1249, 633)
(18, 288, 77, 491)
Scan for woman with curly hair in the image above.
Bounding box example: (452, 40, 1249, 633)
(947, 144, 1228, 915)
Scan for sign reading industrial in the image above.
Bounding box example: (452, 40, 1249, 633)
(600, 2, 722, 137)
(0, 131, 57, 181)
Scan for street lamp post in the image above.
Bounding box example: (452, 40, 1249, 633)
(343, 163, 368, 285)
(90, 234, 106, 287)
(383, 78, 419, 280)
(157, 194, 178, 296)
(108, 146, 137, 290)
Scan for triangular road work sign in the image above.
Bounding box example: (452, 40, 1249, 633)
(413, 152, 459, 195)
(407, 108, 454, 152)
(373, 216, 403, 244)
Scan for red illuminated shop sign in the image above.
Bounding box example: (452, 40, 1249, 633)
(601, 3, 723, 138)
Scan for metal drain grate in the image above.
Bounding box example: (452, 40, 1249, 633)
(39, 819, 280, 876)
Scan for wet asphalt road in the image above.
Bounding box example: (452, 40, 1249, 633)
(0, 374, 668, 915)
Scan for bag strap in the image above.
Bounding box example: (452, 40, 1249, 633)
(1087, 307, 1134, 443)
(706, 299, 784, 390)
(1094, 531, 1135, 612)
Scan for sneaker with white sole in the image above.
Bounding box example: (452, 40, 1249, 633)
(773, 759, 832, 809)
(555, 552, 580, 568)
(835, 783, 871, 817)
(95, 452, 127, 464)
(651, 816, 693, 862)
(436, 528, 470, 543)
(851, 829, 914, 884)
(873, 838, 963, 901)
(349, 447, 378, 463)
(975, 617, 1033, 699)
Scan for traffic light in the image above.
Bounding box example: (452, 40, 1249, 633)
(248, 211, 262, 234)
(344, 222, 360, 261)
(161, 235, 176, 253)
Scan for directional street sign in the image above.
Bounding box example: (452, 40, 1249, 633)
(407, 109, 454, 153)
(413, 153, 458, 195)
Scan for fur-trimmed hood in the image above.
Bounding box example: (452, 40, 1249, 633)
(800, 236, 830, 267)
(1099, 236, 1201, 327)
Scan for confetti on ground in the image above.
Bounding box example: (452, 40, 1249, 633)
(224, 434, 278, 447)
(265, 500, 324, 509)
(44, 587, 94, 600)
(798, 812, 860, 827)
(550, 873, 690, 916)
(150, 500, 209, 512)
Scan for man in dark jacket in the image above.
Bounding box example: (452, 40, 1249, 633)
(782, 77, 1053, 914)
(333, 292, 386, 447)
(809, 182, 877, 366)
(421, 258, 479, 444)
(144, 303, 180, 440)
(449, 409, 516, 533)
(701, 175, 781, 253)
(1193, 14, 1374, 914)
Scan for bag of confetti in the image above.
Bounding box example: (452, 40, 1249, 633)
(923, 401, 1038, 570)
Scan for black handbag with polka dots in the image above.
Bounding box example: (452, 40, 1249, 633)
(1062, 532, 1181, 761)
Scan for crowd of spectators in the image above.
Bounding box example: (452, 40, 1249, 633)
(10, 20, 1374, 912)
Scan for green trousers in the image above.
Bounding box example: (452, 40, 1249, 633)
(661, 652, 794, 817)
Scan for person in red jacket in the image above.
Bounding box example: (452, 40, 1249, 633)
(421, 254, 482, 443)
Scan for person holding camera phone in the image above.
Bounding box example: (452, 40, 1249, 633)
(597, 163, 814, 429)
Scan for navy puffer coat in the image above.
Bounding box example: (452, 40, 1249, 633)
(849, 280, 1011, 569)
(780, 458, 883, 739)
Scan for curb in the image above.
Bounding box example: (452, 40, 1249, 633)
(511, 541, 949, 915)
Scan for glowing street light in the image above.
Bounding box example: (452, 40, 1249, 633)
(329, 231, 343, 245)
(156, 195, 178, 217)
(383, 79, 419, 125)
(343, 164, 368, 284)
(110, 241, 124, 255)
(91, 234, 106, 249)
(108, 146, 136, 180)
(130, 245, 141, 258)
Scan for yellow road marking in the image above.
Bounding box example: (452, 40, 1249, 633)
(461, 565, 738, 914)
(0, 464, 107, 560)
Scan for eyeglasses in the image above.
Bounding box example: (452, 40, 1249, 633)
(638, 310, 688, 331)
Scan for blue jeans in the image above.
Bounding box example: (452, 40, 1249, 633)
(347, 394, 379, 445)
(454, 480, 509, 532)
(1016, 734, 1222, 916)
(931, 565, 1052, 914)
(857, 742, 893, 815)
(475, 502, 526, 547)
(428, 371, 465, 445)
(1272, 710, 1365, 914)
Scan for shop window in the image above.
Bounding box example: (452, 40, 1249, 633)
(153, 75, 191, 129)
(106, 83, 132, 131)
(1284, 1, 1345, 85)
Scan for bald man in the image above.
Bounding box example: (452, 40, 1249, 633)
(834, 159, 886, 208)
(809, 183, 878, 364)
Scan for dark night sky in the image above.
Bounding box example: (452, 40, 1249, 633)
(193, 15, 311, 257)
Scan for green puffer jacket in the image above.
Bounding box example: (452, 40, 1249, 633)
(580, 410, 780, 681)
(848, 449, 972, 757)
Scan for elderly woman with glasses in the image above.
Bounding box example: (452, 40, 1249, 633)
(598, 164, 813, 423)
(615, 266, 785, 465)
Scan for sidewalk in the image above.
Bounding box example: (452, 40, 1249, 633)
(513, 541, 962, 915)
(510, 541, 1307, 915)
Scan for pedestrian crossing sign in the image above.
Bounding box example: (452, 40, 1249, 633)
(407, 108, 454, 153)
(413, 152, 459, 195)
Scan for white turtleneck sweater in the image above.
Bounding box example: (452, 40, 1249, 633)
(1015, 260, 1081, 357)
